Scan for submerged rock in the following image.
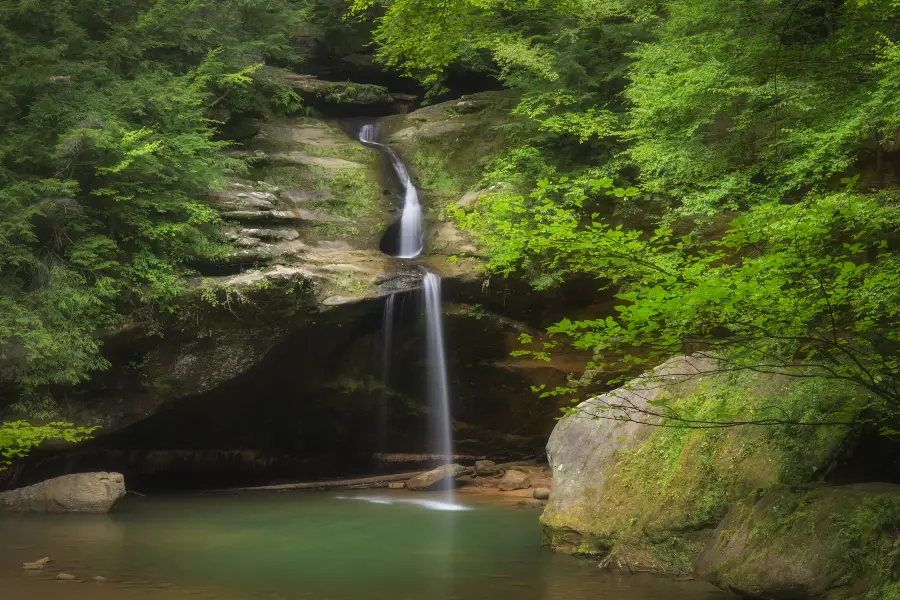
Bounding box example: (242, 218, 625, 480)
(21, 557, 50, 570)
(407, 464, 468, 491)
(0, 472, 125, 513)
(498, 470, 531, 491)
(56, 573, 76, 581)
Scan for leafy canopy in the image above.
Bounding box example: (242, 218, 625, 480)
(0, 0, 313, 397)
(361, 0, 900, 425)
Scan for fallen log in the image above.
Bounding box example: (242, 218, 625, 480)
(214, 471, 424, 494)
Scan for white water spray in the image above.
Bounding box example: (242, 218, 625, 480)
(359, 124, 423, 258)
(336, 495, 470, 512)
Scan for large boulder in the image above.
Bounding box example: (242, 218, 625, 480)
(696, 483, 900, 599)
(540, 354, 854, 573)
(0, 472, 126, 513)
(407, 464, 468, 491)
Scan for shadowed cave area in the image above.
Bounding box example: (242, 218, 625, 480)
(16, 289, 575, 492)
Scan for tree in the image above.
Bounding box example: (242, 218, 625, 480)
(0, 0, 319, 459)
(391, 0, 900, 427)
(0, 0, 311, 401)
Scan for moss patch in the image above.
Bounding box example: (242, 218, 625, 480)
(252, 158, 385, 248)
(697, 484, 900, 599)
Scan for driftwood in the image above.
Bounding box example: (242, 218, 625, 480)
(215, 471, 424, 494)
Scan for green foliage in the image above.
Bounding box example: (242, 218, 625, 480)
(0, 421, 96, 470)
(370, 0, 900, 424)
(0, 0, 317, 400)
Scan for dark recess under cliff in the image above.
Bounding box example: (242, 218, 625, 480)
(9, 276, 598, 492)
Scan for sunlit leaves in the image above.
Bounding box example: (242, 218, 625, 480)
(0, 421, 96, 470)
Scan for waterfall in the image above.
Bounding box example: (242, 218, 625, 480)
(423, 273, 453, 468)
(358, 124, 423, 258)
(362, 123, 455, 498)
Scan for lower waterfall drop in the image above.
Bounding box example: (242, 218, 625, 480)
(422, 272, 454, 477)
(378, 293, 396, 460)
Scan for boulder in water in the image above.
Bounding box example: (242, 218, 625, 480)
(474, 459, 503, 477)
(0, 472, 126, 513)
(499, 470, 531, 491)
(407, 464, 467, 491)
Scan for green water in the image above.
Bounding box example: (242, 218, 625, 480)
(0, 490, 729, 600)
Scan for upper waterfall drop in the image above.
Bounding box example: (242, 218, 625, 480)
(358, 124, 423, 259)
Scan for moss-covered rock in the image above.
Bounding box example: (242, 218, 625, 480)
(696, 484, 900, 600)
(541, 356, 859, 575)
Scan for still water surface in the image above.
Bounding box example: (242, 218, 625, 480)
(0, 490, 729, 600)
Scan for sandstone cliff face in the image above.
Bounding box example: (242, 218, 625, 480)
(70, 117, 419, 430)
(4, 94, 600, 492)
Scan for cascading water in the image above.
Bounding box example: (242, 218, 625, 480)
(359, 124, 423, 258)
(361, 123, 455, 500)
